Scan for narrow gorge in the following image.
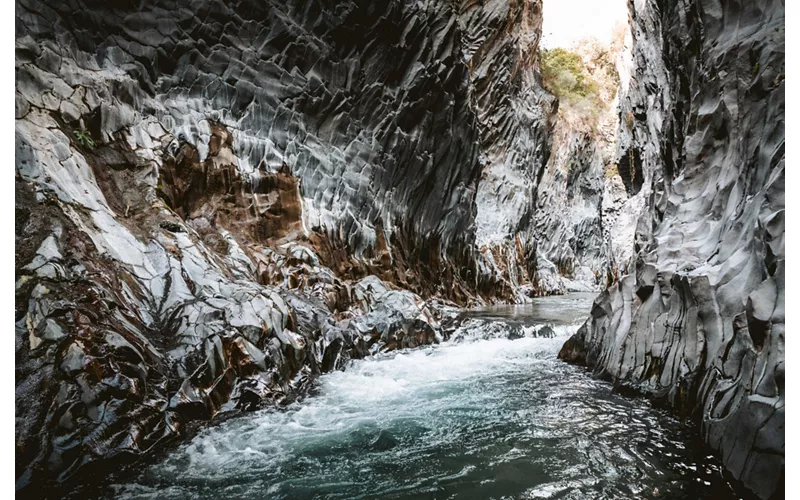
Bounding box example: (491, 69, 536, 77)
(14, 0, 784, 499)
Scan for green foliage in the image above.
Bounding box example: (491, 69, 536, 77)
(73, 129, 96, 150)
(538, 40, 622, 134)
(539, 47, 598, 101)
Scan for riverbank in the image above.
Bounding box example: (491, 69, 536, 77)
(112, 295, 739, 499)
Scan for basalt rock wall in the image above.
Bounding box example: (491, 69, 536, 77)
(559, 0, 785, 498)
(15, 0, 556, 494)
(460, 0, 558, 300)
(533, 112, 624, 295)
(15, 0, 556, 302)
(531, 38, 632, 297)
(17, 0, 481, 299)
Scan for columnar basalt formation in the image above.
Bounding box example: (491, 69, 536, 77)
(16, 0, 490, 300)
(459, 0, 558, 301)
(17, 0, 785, 496)
(532, 36, 632, 295)
(15, 0, 557, 494)
(559, 0, 785, 498)
(533, 110, 622, 294)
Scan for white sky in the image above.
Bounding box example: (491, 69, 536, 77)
(541, 0, 628, 49)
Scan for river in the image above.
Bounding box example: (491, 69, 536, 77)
(114, 293, 739, 499)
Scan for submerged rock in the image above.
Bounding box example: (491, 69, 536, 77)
(559, 0, 785, 498)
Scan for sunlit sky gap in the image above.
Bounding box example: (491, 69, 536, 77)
(541, 0, 628, 48)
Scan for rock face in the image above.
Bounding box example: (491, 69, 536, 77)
(15, 0, 557, 494)
(559, 0, 785, 498)
(462, 0, 558, 301)
(532, 38, 632, 296)
(533, 113, 621, 294)
(17, 0, 479, 300)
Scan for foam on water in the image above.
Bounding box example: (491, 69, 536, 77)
(114, 294, 738, 499)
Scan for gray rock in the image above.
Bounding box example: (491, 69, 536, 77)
(14, 1, 556, 493)
(559, 0, 785, 498)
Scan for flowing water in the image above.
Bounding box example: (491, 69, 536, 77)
(115, 294, 739, 499)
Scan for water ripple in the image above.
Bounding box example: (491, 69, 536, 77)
(114, 294, 738, 499)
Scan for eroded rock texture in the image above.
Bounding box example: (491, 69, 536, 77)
(530, 35, 637, 296)
(533, 112, 623, 294)
(15, 0, 556, 494)
(559, 0, 785, 497)
(461, 0, 558, 301)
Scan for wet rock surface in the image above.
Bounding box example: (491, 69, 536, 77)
(113, 295, 742, 500)
(14, 0, 560, 495)
(559, 0, 785, 498)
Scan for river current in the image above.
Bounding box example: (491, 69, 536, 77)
(115, 294, 739, 499)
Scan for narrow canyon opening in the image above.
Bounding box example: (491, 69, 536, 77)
(14, 0, 784, 499)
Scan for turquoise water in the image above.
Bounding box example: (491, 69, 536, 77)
(115, 294, 738, 499)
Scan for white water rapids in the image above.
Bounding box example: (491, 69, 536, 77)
(114, 294, 737, 499)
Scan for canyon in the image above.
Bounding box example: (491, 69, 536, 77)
(15, 0, 784, 498)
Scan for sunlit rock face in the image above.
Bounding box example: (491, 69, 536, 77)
(560, 0, 785, 497)
(531, 38, 632, 296)
(460, 0, 558, 301)
(533, 112, 622, 295)
(15, 0, 557, 494)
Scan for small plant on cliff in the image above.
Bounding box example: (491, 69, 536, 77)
(73, 128, 96, 150)
(624, 111, 634, 128)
